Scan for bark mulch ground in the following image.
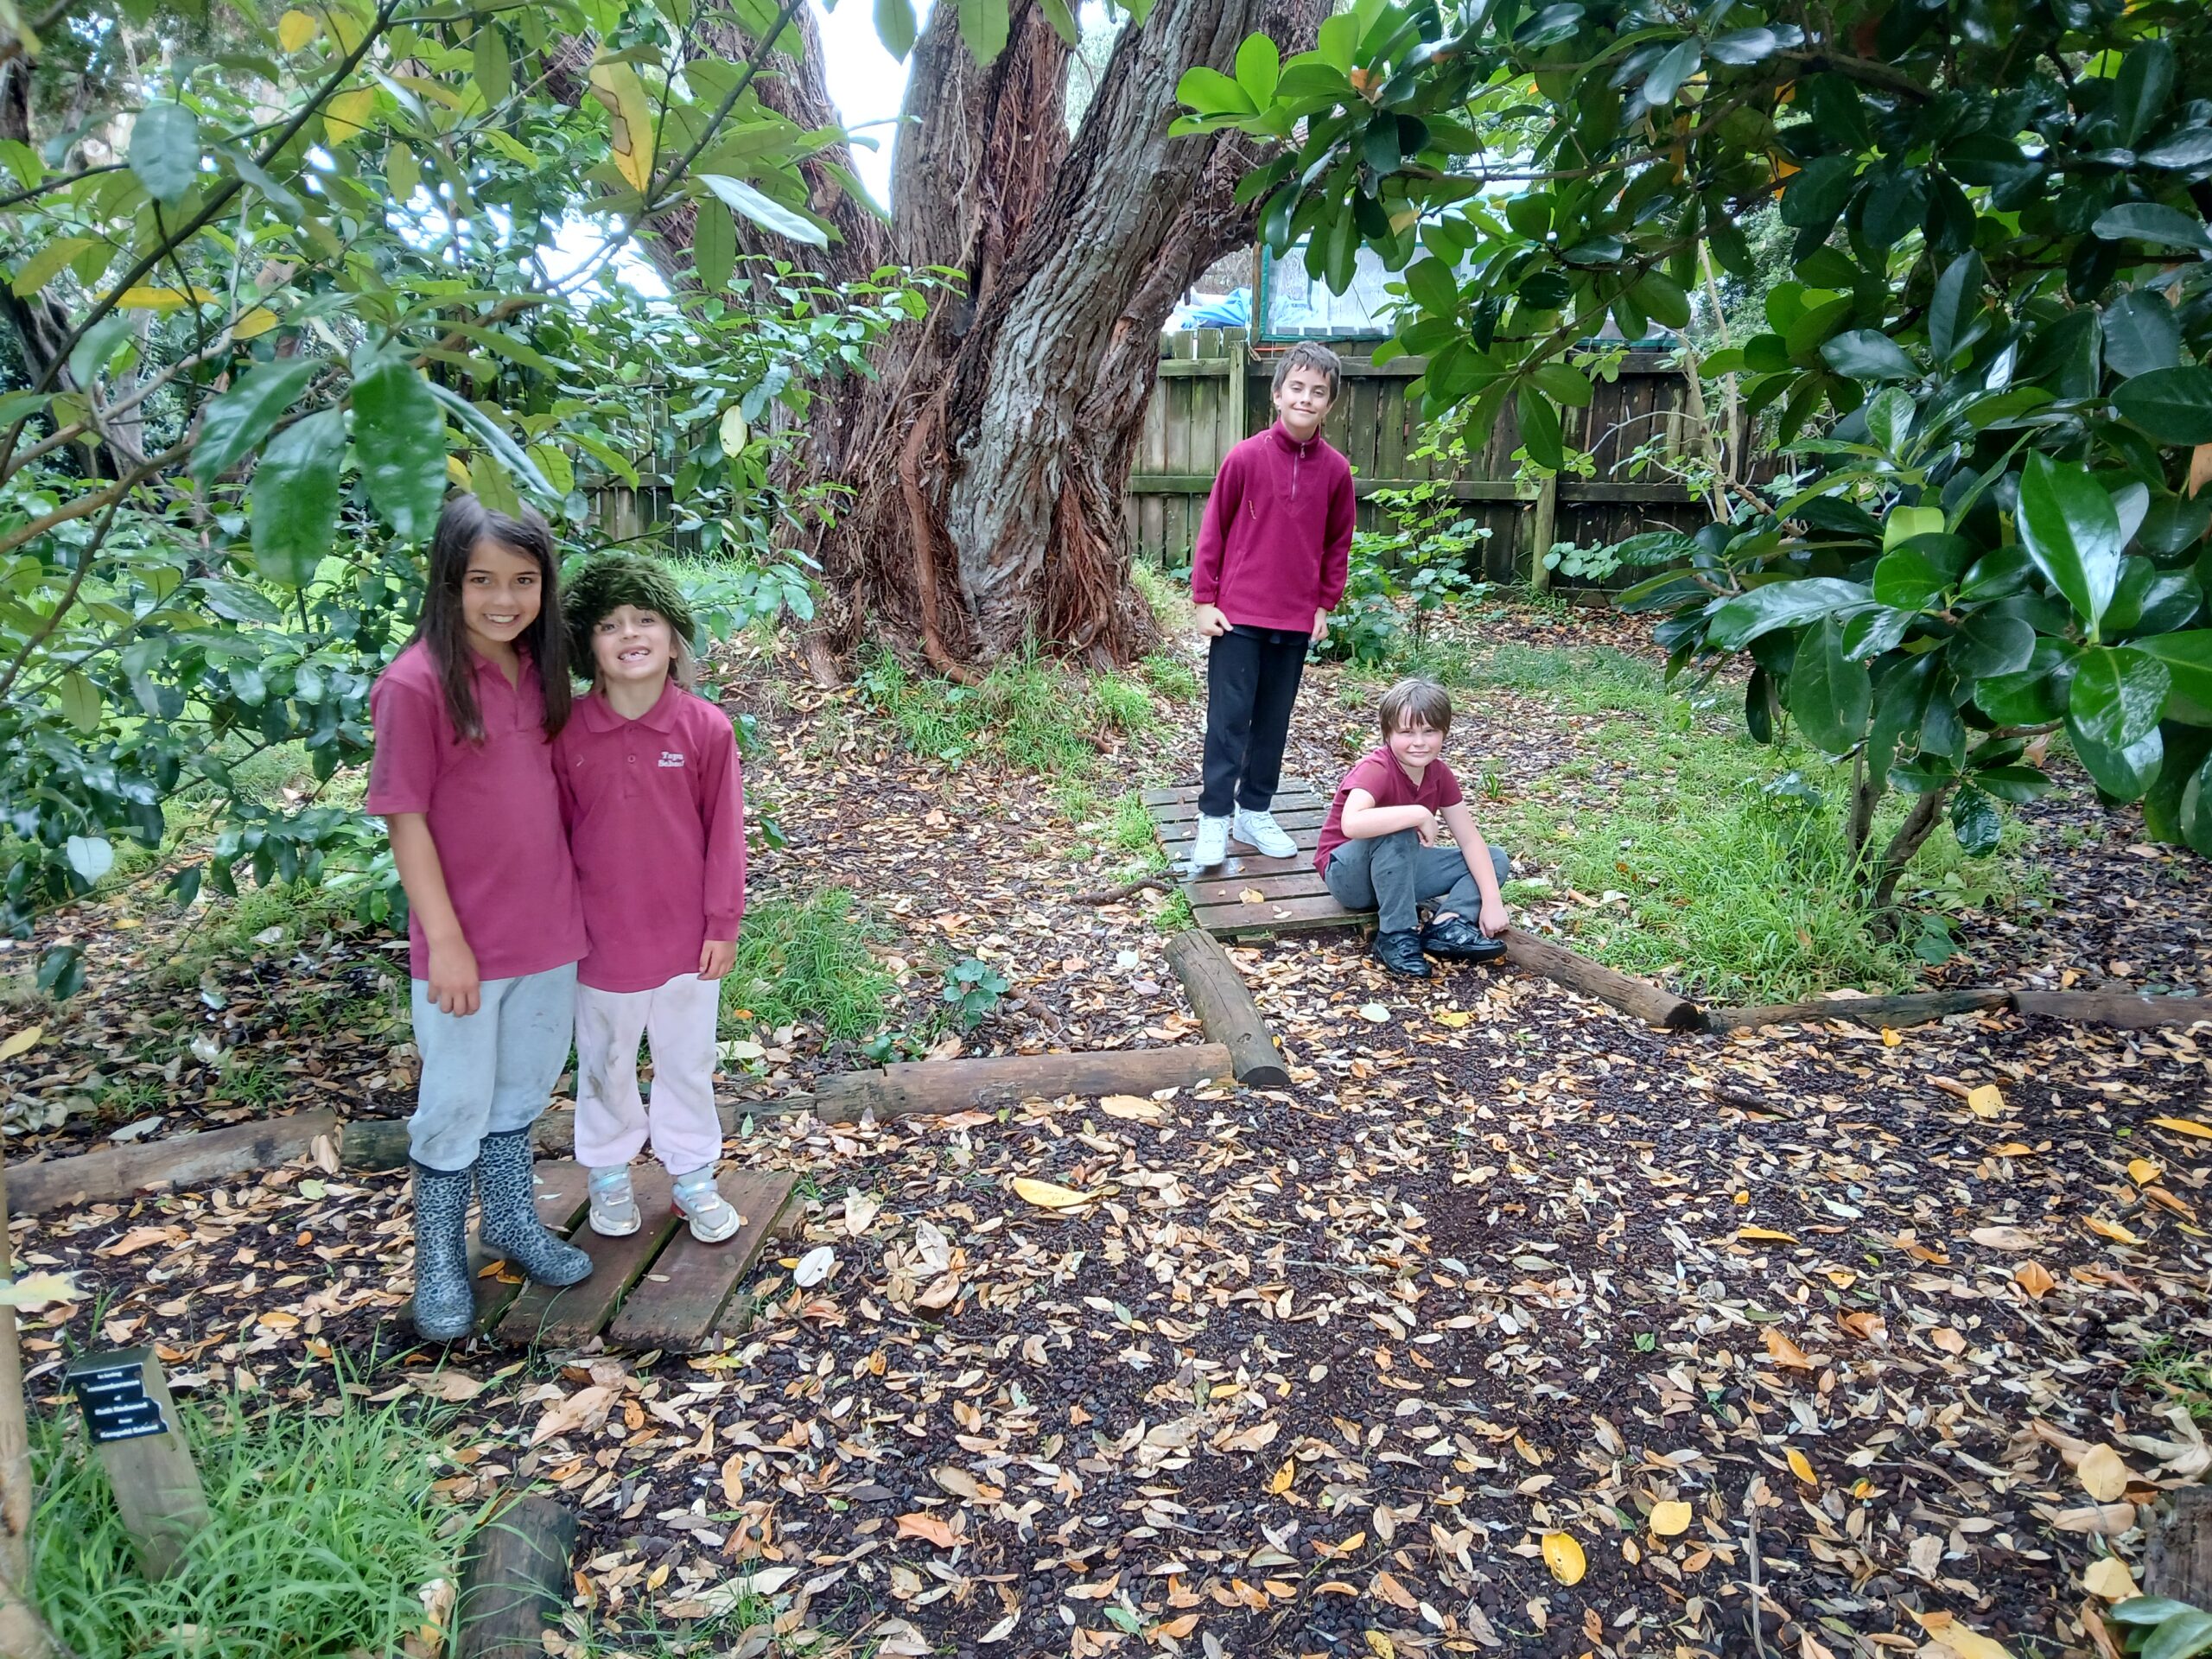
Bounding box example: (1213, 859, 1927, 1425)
(6, 605, 2209, 1659)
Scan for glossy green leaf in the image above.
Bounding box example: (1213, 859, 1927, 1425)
(1177, 66, 1255, 117)
(1788, 613, 1872, 753)
(2069, 645, 2171, 750)
(2015, 453, 2122, 634)
(426, 383, 556, 503)
(1235, 34, 1280, 105)
(2142, 129, 2212, 169)
(1820, 330, 1917, 382)
(2181, 753, 2212, 856)
(129, 102, 201, 205)
(1706, 26, 1777, 65)
(2112, 39, 2175, 148)
(1516, 386, 1562, 471)
(2069, 721, 2164, 801)
(1948, 787, 2002, 855)
(2101, 291, 2183, 378)
(2092, 202, 2212, 252)
(693, 196, 734, 292)
(2112, 365, 2212, 444)
(1402, 257, 1458, 315)
(1778, 155, 1858, 229)
(1529, 362, 1592, 407)
(2109, 1600, 2202, 1630)
(699, 174, 828, 248)
(1707, 579, 1872, 650)
(957, 0, 1008, 64)
(473, 25, 513, 107)
(2135, 631, 2212, 723)
(55, 671, 101, 734)
(191, 359, 319, 486)
(1948, 611, 2036, 679)
(250, 407, 343, 586)
(1641, 38, 1700, 107)
(873, 0, 917, 60)
(1925, 251, 1986, 365)
(1636, 270, 1691, 331)
(350, 359, 447, 543)
(1872, 548, 1946, 610)
(2140, 1606, 2212, 1659)
(471, 446, 522, 521)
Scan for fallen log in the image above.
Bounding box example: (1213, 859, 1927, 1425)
(812, 1046, 1235, 1123)
(1500, 928, 1702, 1032)
(455, 1492, 577, 1659)
(12, 1108, 342, 1217)
(1164, 928, 1292, 1086)
(1703, 990, 2012, 1033)
(340, 1100, 812, 1172)
(2010, 991, 2212, 1029)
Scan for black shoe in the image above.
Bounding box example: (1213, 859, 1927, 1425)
(1370, 929, 1432, 978)
(1421, 914, 1508, 963)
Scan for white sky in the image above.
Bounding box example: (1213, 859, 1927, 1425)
(810, 0, 926, 210)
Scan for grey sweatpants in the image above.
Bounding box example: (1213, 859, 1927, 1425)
(409, 962, 577, 1172)
(1324, 830, 1509, 935)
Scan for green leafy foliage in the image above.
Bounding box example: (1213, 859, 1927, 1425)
(940, 955, 1009, 1029)
(1188, 0, 2212, 907)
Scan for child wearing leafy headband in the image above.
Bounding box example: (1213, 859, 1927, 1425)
(554, 553, 749, 1243)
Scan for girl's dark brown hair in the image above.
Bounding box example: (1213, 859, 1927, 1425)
(417, 493, 571, 742)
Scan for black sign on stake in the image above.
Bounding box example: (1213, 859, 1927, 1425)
(61, 1347, 209, 1579)
(67, 1349, 168, 1443)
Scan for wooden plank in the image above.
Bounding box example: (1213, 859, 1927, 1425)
(1377, 374, 1405, 480)
(1166, 929, 1293, 1086)
(1193, 892, 1371, 938)
(1141, 784, 1201, 806)
(456, 1493, 577, 1659)
(605, 1172, 798, 1352)
(815, 1046, 1235, 1122)
(1703, 990, 2012, 1033)
(1148, 791, 1322, 824)
(496, 1166, 680, 1348)
(472, 1162, 590, 1333)
(1173, 849, 1317, 880)
(13, 1108, 342, 1217)
(2010, 991, 2212, 1028)
(1159, 810, 1325, 846)
(1184, 869, 1333, 906)
(1226, 330, 1248, 450)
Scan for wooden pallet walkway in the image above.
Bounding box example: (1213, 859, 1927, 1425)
(1145, 782, 1373, 941)
(469, 1163, 798, 1352)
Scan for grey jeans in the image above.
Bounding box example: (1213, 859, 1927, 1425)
(1324, 830, 1509, 936)
(409, 962, 577, 1172)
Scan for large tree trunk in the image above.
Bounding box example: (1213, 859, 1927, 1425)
(645, 0, 1328, 672)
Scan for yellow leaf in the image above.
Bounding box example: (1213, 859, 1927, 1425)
(1737, 1226, 1799, 1243)
(1238, 887, 1267, 904)
(446, 454, 473, 487)
(118, 285, 217, 311)
(1098, 1094, 1164, 1123)
(1764, 1326, 1814, 1370)
(2150, 1115, 2212, 1140)
(1649, 1500, 1691, 1537)
(1010, 1177, 1094, 1211)
(2014, 1261, 2056, 1299)
(2082, 1555, 2138, 1601)
(231, 305, 278, 340)
(323, 86, 377, 143)
(1433, 1009, 1473, 1028)
(1785, 1447, 1816, 1485)
(1822, 1268, 1857, 1289)
(1540, 1531, 1585, 1586)
(2127, 1158, 2163, 1186)
(1990, 1141, 2034, 1157)
(0, 1026, 41, 1064)
(2078, 1444, 2132, 1503)
(588, 55, 657, 194)
(1364, 1635, 1395, 1659)
(1965, 1084, 2005, 1119)
(277, 8, 318, 50)
(1268, 1458, 1294, 1495)
(1882, 1027, 1901, 1046)
(2085, 1217, 2143, 1246)
(1908, 1609, 2018, 1659)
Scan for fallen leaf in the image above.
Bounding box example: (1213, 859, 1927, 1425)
(413, 1370, 482, 1402)
(1540, 1531, 1586, 1586)
(912, 1220, 952, 1273)
(2126, 1159, 2164, 1187)
(2150, 1116, 2212, 1141)
(1268, 1459, 1295, 1495)
(1764, 1327, 1814, 1370)
(1358, 1003, 1391, 1023)
(1370, 1569, 1419, 1612)
(1649, 1500, 1691, 1537)
(1238, 888, 1267, 904)
(1882, 1027, 1901, 1046)
(1930, 1327, 1967, 1355)
(1909, 1607, 2018, 1659)
(794, 1246, 836, 1287)
(1433, 1010, 1473, 1028)
(0, 1026, 42, 1064)
(2085, 1217, 2143, 1246)
(1785, 1447, 1816, 1485)
(895, 1511, 959, 1548)
(1010, 1177, 1094, 1210)
(2052, 1503, 2136, 1536)
(1099, 1094, 1165, 1122)
(2082, 1556, 2138, 1601)
(979, 1612, 1019, 1644)
(1822, 1268, 1858, 1289)
(1968, 1226, 2039, 1251)
(1989, 1141, 2034, 1157)
(530, 1386, 615, 1446)
(843, 1189, 880, 1235)
(1364, 1635, 1395, 1659)
(2078, 1445, 2132, 1503)
(2014, 1261, 2056, 1299)
(1965, 1084, 2005, 1119)
(1837, 1311, 1885, 1342)
(1738, 1226, 1799, 1243)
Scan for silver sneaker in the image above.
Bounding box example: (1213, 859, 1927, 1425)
(1188, 813, 1231, 871)
(671, 1173, 744, 1244)
(588, 1166, 640, 1237)
(1232, 808, 1298, 859)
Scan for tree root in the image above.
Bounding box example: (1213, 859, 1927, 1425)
(1071, 874, 1173, 906)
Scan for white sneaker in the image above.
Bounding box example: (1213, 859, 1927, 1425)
(587, 1166, 639, 1237)
(1189, 813, 1230, 871)
(671, 1171, 744, 1244)
(1232, 808, 1298, 859)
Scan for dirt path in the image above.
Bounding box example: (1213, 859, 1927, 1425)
(10, 609, 2210, 1659)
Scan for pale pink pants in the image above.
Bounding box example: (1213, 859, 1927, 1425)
(572, 970, 723, 1176)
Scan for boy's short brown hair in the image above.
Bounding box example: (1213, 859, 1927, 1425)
(1379, 677, 1452, 735)
(1270, 340, 1342, 402)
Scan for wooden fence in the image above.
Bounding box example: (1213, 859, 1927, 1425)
(1130, 327, 1720, 583)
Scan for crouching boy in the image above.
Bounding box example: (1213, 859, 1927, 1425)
(1313, 678, 1510, 979)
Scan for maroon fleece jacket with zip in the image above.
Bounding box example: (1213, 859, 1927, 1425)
(1190, 423, 1356, 632)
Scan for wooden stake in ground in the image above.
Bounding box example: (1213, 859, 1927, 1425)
(455, 1493, 577, 1659)
(1499, 928, 1703, 1031)
(0, 1149, 71, 1657)
(60, 1349, 208, 1580)
(1164, 929, 1292, 1086)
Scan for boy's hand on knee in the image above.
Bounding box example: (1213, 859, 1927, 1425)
(1414, 806, 1439, 846)
(1479, 897, 1510, 938)
(1192, 603, 1230, 638)
(427, 941, 481, 1017)
(698, 939, 736, 980)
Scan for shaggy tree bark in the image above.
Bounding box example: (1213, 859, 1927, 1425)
(642, 0, 1329, 674)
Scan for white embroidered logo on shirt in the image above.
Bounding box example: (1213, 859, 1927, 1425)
(658, 751, 685, 768)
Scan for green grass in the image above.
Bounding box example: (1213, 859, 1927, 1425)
(33, 1392, 461, 1659)
(855, 645, 1162, 780)
(2130, 1335, 2212, 1422)
(721, 889, 893, 1042)
(1138, 650, 1199, 702)
(1359, 635, 2030, 1005)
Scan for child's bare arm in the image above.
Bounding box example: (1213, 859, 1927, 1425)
(388, 813, 480, 1015)
(1439, 801, 1510, 935)
(1338, 790, 1436, 843)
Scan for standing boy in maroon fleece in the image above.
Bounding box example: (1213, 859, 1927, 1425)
(1186, 340, 1356, 871)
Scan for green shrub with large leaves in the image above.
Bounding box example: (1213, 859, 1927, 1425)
(1180, 0, 2212, 911)
(0, 0, 936, 993)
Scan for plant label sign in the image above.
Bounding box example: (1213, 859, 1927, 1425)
(66, 1347, 169, 1444)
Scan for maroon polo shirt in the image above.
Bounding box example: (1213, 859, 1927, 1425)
(554, 682, 747, 994)
(1314, 745, 1465, 874)
(1189, 423, 1356, 632)
(365, 640, 587, 982)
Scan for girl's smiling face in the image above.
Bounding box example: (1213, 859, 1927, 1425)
(461, 539, 543, 654)
(1387, 717, 1445, 772)
(591, 604, 676, 689)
